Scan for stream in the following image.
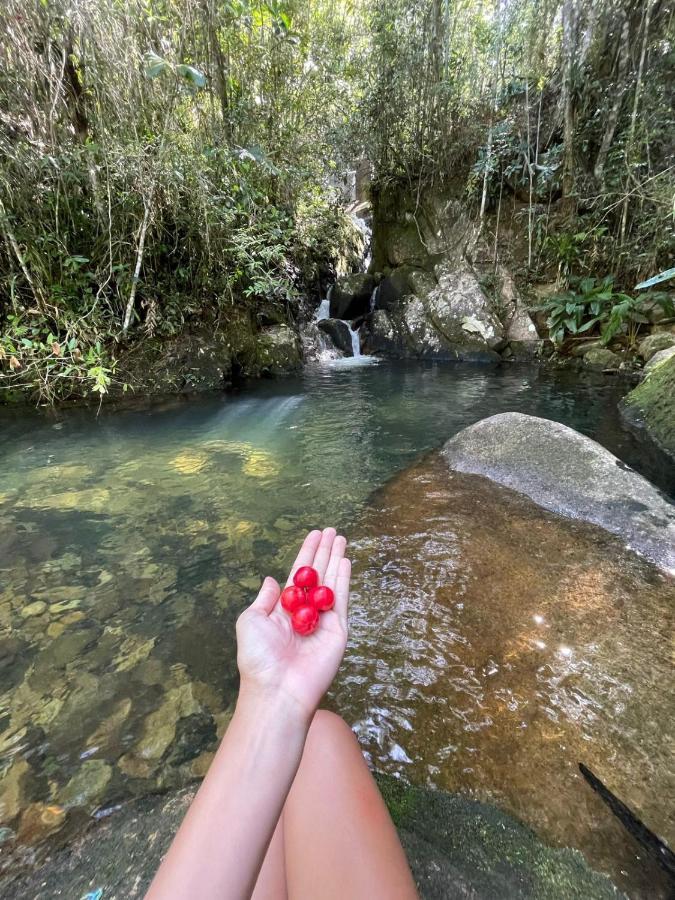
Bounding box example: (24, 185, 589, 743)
(0, 361, 673, 896)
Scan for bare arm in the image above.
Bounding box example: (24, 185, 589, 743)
(146, 528, 351, 900)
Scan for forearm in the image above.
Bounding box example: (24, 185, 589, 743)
(146, 687, 311, 900)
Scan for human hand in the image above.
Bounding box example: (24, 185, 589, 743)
(235, 528, 351, 723)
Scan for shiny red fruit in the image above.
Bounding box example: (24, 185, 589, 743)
(280, 585, 306, 613)
(293, 566, 319, 590)
(308, 585, 334, 612)
(291, 604, 319, 636)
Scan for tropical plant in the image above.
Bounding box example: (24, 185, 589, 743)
(535, 276, 673, 347)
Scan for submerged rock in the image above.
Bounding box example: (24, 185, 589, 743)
(59, 759, 112, 810)
(441, 412, 675, 571)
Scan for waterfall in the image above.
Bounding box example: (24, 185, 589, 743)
(315, 288, 331, 322)
(348, 324, 361, 358)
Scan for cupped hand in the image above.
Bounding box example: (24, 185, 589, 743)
(236, 528, 351, 721)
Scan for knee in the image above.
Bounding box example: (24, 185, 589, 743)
(306, 710, 355, 755)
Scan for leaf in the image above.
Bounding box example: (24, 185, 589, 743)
(145, 52, 170, 79)
(176, 64, 206, 88)
(636, 268, 675, 290)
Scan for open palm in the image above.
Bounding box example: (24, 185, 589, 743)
(236, 529, 351, 719)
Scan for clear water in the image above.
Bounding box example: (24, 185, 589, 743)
(0, 362, 672, 890)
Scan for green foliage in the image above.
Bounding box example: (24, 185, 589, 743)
(0, 315, 114, 402)
(0, 0, 364, 402)
(536, 276, 673, 347)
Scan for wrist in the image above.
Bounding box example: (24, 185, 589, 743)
(236, 680, 313, 732)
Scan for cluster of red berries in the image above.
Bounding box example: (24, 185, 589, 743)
(281, 566, 334, 635)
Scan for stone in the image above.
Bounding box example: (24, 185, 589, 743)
(59, 759, 112, 810)
(0, 759, 31, 823)
(363, 272, 503, 363)
(569, 339, 606, 358)
(317, 318, 355, 355)
(330, 273, 376, 320)
(255, 325, 302, 375)
(20, 601, 47, 619)
(621, 353, 675, 459)
(508, 339, 545, 359)
(86, 698, 133, 751)
(16, 802, 66, 844)
(441, 412, 675, 572)
(190, 751, 215, 778)
(583, 347, 621, 369)
(0, 783, 621, 900)
(46, 622, 65, 639)
(272, 516, 296, 532)
(134, 683, 203, 761)
(638, 331, 675, 361)
(117, 753, 155, 780)
(644, 344, 675, 374)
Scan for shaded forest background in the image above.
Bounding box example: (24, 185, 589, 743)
(1, 0, 673, 400)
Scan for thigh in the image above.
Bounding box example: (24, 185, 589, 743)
(283, 711, 418, 900)
(251, 816, 287, 900)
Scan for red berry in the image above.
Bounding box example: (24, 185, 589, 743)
(293, 566, 319, 590)
(280, 585, 305, 613)
(308, 585, 334, 611)
(291, 604, 319, 636)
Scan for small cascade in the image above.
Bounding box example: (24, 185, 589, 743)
(348, 323, 361, 358)
(315, 290, 331, 322)
(369, 285, 379, 312)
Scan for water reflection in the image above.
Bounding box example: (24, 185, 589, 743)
(333, 454, 674, 898)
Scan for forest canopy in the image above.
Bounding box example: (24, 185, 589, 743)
(1, 0, 673, 400)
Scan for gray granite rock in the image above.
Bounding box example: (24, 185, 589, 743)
(0, 780, 622, 900)
(442, 412, 675, 572)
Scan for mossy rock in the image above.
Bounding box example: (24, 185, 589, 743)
(376, 776, 621, 899)
(621, 353, 675, 458)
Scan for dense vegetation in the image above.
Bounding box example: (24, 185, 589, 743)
(1, 0, 673, 401)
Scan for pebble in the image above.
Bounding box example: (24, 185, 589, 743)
(21, 601, 47, 619)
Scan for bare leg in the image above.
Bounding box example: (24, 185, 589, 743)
(283, 710, 419, 900)
(251, 816, 287, 900)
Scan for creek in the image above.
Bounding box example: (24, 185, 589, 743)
(0, 361, 672, 895)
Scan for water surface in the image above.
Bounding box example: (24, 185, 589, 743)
(0, 362, 672, 892)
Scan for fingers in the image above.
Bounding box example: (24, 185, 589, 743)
(249, 576, 280, 615)
(323, 534, 347, 590)
(311, 527, 337, 583)
(334, 556, 351, 629)
(285, 529, 323, 587)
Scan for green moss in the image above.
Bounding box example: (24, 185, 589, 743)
(623, 354, 675, 456)
(375, 773, 419, 826)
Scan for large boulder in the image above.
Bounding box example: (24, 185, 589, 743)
(621, 353, 675, 459)
(254, 325, 302, 375)
(0, 781, 619, 900)
(638, 331, 675, 361)
(330, 273, 376, 320)
(363, 263, 504, 361)
(317, 318, 354, 356)
(442, 412, 675, 572)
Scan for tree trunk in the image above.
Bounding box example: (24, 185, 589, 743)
(594, 16, 631, 184)
(620, 0, 655, 244)
(561, 0, 577, 216)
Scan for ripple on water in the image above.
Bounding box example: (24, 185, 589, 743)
(333, 454, 674, 899)
(0, 362, 672, 892)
